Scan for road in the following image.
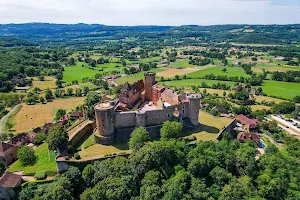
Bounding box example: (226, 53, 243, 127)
(265, 116, 299, 136)
(270, 115, 300, 135)
(0, 105, 20, 136)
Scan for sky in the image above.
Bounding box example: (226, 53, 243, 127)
(0, 0, 300, 25)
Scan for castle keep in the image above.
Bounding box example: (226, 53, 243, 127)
(94, 72, 201, 144)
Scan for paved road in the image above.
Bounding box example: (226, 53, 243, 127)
(265, 116, 299, 136)
(270, 115, 300, 135)
(0, 105, 20, 136)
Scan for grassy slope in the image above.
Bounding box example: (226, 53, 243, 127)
(168, 60, 198, 68)
(8, 143, 57, 176)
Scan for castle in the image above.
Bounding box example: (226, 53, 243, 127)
(94, 72, 201, 144)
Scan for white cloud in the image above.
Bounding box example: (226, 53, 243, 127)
(0, 0, 299, 25)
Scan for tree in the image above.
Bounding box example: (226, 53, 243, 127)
(55, 80, 62, 88)
(84, 91, 101, 119)
(75, 88, 82, 97)
(160, 121, 183, 140)
(55, 109, 66, 120)
(45, 89, 53, 101)
(223, 91, 226, 97)
(67, 88, 73, 96)
(294, 96, 300, 103)
(33, 133, 47, 145)
(83, 86, 89, 96)
(0, 162, 4, 175)
(18, 146, 37, 166)
(47, 126, 68, 152)
(222, 68, 227, 73)
(39, 96, 45, 104)
(128, 127, 150, 151)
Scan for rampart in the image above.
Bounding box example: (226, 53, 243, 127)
(216, 119, 237, 140)
(68, 120, 96, 147)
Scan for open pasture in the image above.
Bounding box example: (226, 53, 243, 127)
(187, 66, 249, 78)
(157, 67, 199, 78)
(13, 97, 85, 133)
(259, 80, 300, 100)
(160, 79, 236, 87)
(31, 76, 56, 90)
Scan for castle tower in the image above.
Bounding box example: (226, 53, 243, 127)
(187, 93, 201, 127)
(94, 102, 115, 144)
(144, 72, 156, 101)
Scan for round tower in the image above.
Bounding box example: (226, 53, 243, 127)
(94, 102, 115, 144)
(187, 93, 201, 127)
(144, 72, 156, 101)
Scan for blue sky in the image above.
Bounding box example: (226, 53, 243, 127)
(0, 0, 299, 25)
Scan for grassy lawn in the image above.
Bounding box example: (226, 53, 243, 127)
(78, 142, 130, 160)
(8, 143, 57, 176)
(185, 111, 233, 141)
(130, 56, 162, 64)
(13, 97, 85, 133)
(258, 80, 300, 100)
(187, 66, 249, 78)
(114, 68, 164, 85)
(160, 79, 236, 87)
(64, 62, 99, 83)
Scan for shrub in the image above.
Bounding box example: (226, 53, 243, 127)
(74, 153, 81, 160)
(34, 171, 47, 180)
(33, 133, 47, 145)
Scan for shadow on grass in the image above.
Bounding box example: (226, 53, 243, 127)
(113, 142, 129, 151)
(184, 123, 220, 137)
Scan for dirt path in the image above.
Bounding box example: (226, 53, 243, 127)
(0, 105, 20, 136)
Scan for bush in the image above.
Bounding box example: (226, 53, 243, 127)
(33, 133, 47, 145)
(67, 145, 74, 154)
(74, 153, 81, 160)
(34, 171, 47, 180)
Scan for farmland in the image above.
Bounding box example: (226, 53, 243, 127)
(187, 66, 249, 78)
(12, 97, 85, 133)
(160, 79, 236, 87)
(63, 63, 100, 84)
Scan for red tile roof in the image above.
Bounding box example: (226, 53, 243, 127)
(237, 132, 260, 143)
(236, 114, 257, 125)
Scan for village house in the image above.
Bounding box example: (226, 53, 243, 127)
(236, 114, 259, 132)
(237, 132, 261, 146)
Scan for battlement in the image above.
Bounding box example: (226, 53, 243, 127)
(144, 72, 156, 76)
(187, 93, 202, 100)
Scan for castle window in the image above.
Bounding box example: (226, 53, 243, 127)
(167, 113, 170, 117)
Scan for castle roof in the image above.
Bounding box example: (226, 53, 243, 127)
(122, 82, 131, 91)
(162, 88, 177, 99)
(0, 142, 14, 153)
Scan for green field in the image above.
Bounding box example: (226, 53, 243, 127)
(168, 60, 198, 68)
(187, 66, 249, 78)
(130, 56, 162, 64)
(114, 68, 165, 85)
(160, 79, 236, 87)
(8, 143, 57, 176)
(63, 62, 100, 83)
(258, 80, 300, 100)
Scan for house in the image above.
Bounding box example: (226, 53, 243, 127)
(70, 111, 83, 120)
(236, 114, 259, 132)
(0, 172, 23, 188)
(237, 132, 260, 146)
(58, 114, 71, 126)
(0, 142, 18, 166)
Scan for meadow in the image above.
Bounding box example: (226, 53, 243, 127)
(160, 79, 236, 87)
(13, 97, 85, 133)
(114, 68, 164, 85)
(168, 60, 199, 69)
(63, 62, 100, 83)
(258, 80, 300, 100)
(31, 76, 57, 90)
(8, 143, 57, 176)
(187, 66, 249, 79)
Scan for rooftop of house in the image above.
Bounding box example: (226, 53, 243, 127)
(237, 132, 260, 143)
(236, 114, 258, 125)
(0, 172, 22, 188)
